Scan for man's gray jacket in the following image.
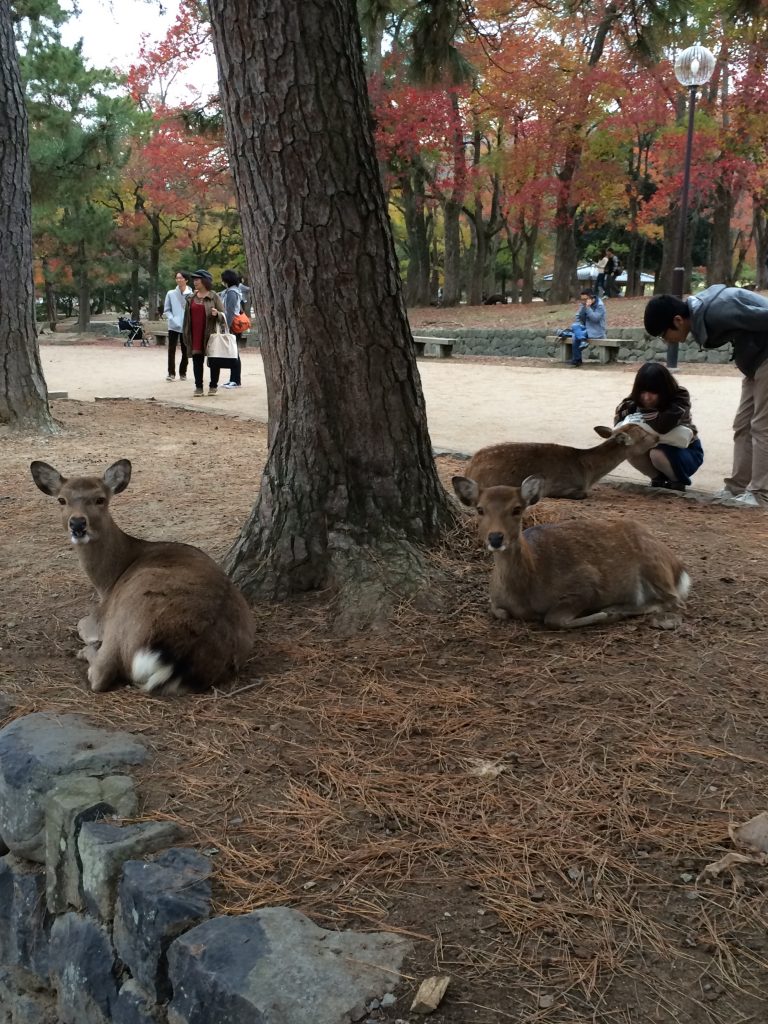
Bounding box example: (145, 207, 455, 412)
(688, 285, 768, 377)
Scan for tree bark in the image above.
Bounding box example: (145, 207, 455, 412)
(0, 0, 54, 433)
(708, 181, 735, 286)
(208, 0, 454, 626)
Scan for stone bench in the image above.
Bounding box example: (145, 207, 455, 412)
(413, 335, 454, 358)
(548, 335, 621, 365)
(142, 320, 169, 346)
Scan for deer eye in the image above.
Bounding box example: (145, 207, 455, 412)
(57, 497, 66, 505)
(476, 506, 484, 516)
(511, 506, 522, 515)
(94, 496, 106, 505)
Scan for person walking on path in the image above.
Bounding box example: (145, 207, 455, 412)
(569, 289, 606, 366)
(219, 269, 244, 388)
(163, 271, 191, 381)
(182, 269, 226, 396)
(644, 286, 768, 507)
(613, 362, 704, 492)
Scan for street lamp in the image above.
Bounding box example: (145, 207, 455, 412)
(666, 43, 716, 369)
(671, 44, 716, 298)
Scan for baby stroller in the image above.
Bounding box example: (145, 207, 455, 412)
(117, 316, 147, 347)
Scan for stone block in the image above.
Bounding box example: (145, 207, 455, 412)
(0, 965, 57, 1024)
(0, 713, 146, 861)
(45, 775, 137, 913)
(114, 848, 212, 1002)
(0, 857, 53, 980)
(167, 906, 411, 1024)
(112, 980, 164, 1024)
(49, 913, 118, 1024)
(79, 820, 184, 923)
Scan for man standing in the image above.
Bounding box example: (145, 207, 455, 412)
(644, 285, 768, 507)
(162, 271, 192, 381)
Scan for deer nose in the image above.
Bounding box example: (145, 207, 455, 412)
(487, 532, 505, 549)
(69, 516, 87, 537)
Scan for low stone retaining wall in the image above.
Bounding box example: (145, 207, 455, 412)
(0, 710, 411, 1024)
(413, 326, 732, 365)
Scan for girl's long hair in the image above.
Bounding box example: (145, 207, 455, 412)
(629, 362, 680, 407)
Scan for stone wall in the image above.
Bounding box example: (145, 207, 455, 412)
(0, 711, 411, 1024)
(414, 326, 733, 364)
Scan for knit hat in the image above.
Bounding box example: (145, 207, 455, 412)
(191, 269, 213, 286)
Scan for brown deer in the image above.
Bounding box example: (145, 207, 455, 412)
(463, 422, 658, 499)
(31, 459, 254, 695)
(452, 475, 690, 629)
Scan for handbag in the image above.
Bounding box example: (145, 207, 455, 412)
(231, 311, 251, 334)
(206, 321, 239, 360)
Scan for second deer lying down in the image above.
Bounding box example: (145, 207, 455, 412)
(464, 422, 658, 499)
(452, 475, 690, 629)
(31, 459, 254, 696)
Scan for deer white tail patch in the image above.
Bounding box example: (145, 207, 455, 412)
(676, 570, 692, 601)
(131, 649, 178, 694)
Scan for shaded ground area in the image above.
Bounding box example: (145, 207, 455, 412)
(2, 399, 768, 1024)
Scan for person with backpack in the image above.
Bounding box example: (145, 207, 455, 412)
(219, 269, 250, 388)
(644, 286, 768, 507)
(603, 248, 620, 298)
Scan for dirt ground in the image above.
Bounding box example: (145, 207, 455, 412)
(2, 398, 768, 1024)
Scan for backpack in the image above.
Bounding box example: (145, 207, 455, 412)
(231, 311, 251, 334)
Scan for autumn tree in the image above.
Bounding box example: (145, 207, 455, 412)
(0, 0, 54, 433)
(208, 0, 454, 626)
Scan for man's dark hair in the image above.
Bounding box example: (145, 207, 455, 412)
(644, 295, 688, 337)
(580, 288, 595, 299)
(176, 271, 191, 282)
(221, 269, 241, 288)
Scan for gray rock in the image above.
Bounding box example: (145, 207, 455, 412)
(79, 819, 184, 923)
(0, 713, 146, 861)
(0, 965, 58, 1024)
(49, 913, 118, 1024)
(114, 848, 212, 1002)
(45, 775, 137, 913)
(0, 857, 53, 979)
(112, 980, 164, 1024)
(167, 906, 411, 1024)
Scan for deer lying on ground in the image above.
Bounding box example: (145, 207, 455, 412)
(463, 422, 658, 499)
(452, 475, 690, 629)
(31, 459, 254, 696)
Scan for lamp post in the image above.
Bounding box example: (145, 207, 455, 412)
(667, 43, 716, 369)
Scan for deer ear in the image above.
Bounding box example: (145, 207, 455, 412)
(520, 476, 543, 506)
(452, 476, 480, 507)
(103, 459, 132, 495)
(594, 425, 612, 438)
(31, 461, 65, 496)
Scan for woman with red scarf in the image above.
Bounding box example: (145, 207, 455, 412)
(182, 269, 226, 396)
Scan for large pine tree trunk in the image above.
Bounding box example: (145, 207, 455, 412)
(0, 1, 54, 433)
(208, 0, 454, 626)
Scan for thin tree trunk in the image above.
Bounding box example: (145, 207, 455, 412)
(708, 181, 735, 285)
(0, 0, 54, 432)
(208, 0, 454, 625)
(42, 256, 57, 330)
(77, 239, 90, 332)
(442, 198, 461, 305)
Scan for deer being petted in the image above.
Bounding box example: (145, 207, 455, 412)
(452, 475, 690, 629)
(31, 459, 254, 695)
(463, 422, 659, 499)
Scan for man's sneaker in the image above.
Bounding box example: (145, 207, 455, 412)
(222, 382, 241, 388)
(179, 375, 187, 381)
(650, 475, 669, 488)
(166, 375, 176, 381)
(712, 488, 739, 500)
(713, 490, 760, 507)
(577, 340, 590, 351)
(193, 388, 204, 397)
(208, 386, 218, 396)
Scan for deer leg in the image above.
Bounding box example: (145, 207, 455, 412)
(85, 644, 123, 693)
(490, 603, 511, 621)
(77, 614, 102, 645)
